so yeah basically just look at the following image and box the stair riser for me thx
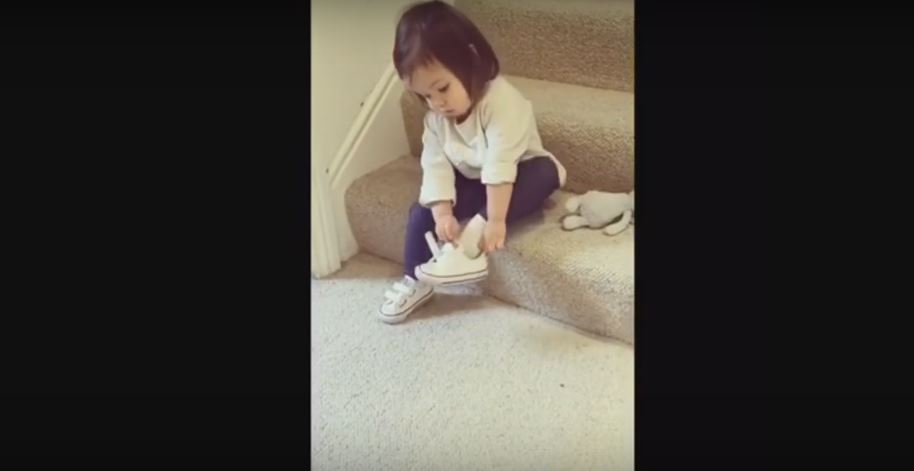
[482,251,634,342]
[457,0,634,92]
[345,163,418,266]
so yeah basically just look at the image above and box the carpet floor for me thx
[312,253,633,470]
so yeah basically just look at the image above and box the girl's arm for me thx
[479,85,532,211]
[486,183,513,223]
[418,114,456,209]
[483,183,512,252]
[478,86,532,251]
[432,201,454,219]
[421,119,460,240]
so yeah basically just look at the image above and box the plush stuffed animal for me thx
[560,190,634,236]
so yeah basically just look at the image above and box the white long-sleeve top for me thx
[417,75,567,207]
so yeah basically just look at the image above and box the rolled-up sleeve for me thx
[418,113,457,207]
[480,96,531,185]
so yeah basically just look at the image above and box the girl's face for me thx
[406,59,472,120]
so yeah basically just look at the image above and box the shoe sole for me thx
[377,289,434,324]
[415,266,489,286]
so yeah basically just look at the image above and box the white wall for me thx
[311,0,456,174]
[313,0,447,277]
[311,0,417,175]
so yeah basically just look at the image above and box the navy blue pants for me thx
[403,156,560,278]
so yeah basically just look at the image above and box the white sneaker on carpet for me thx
[378,275,434,324]
[415,231,488,286]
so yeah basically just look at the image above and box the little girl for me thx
[379,0,567,323]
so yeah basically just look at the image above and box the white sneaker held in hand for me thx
[415,231,488,286]
[378,276,433,324]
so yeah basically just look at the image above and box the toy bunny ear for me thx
[565,196,582,213]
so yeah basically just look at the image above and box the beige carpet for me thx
[312,254,634,470]
[457,0,634,92]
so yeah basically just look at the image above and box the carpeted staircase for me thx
[346,0,634,343]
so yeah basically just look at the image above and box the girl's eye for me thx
[438,84,449,93]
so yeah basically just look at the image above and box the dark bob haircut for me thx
[393,1,500,106]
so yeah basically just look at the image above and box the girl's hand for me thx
[483,219,507,253]
[435,214,461,242]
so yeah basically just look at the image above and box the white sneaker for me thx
[457,214,487,259]
[378,275,434,324]
[415,231,488,286]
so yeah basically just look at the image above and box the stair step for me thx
[346,156,634,344]
[401,75,634,195]
[456,0,633,92]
